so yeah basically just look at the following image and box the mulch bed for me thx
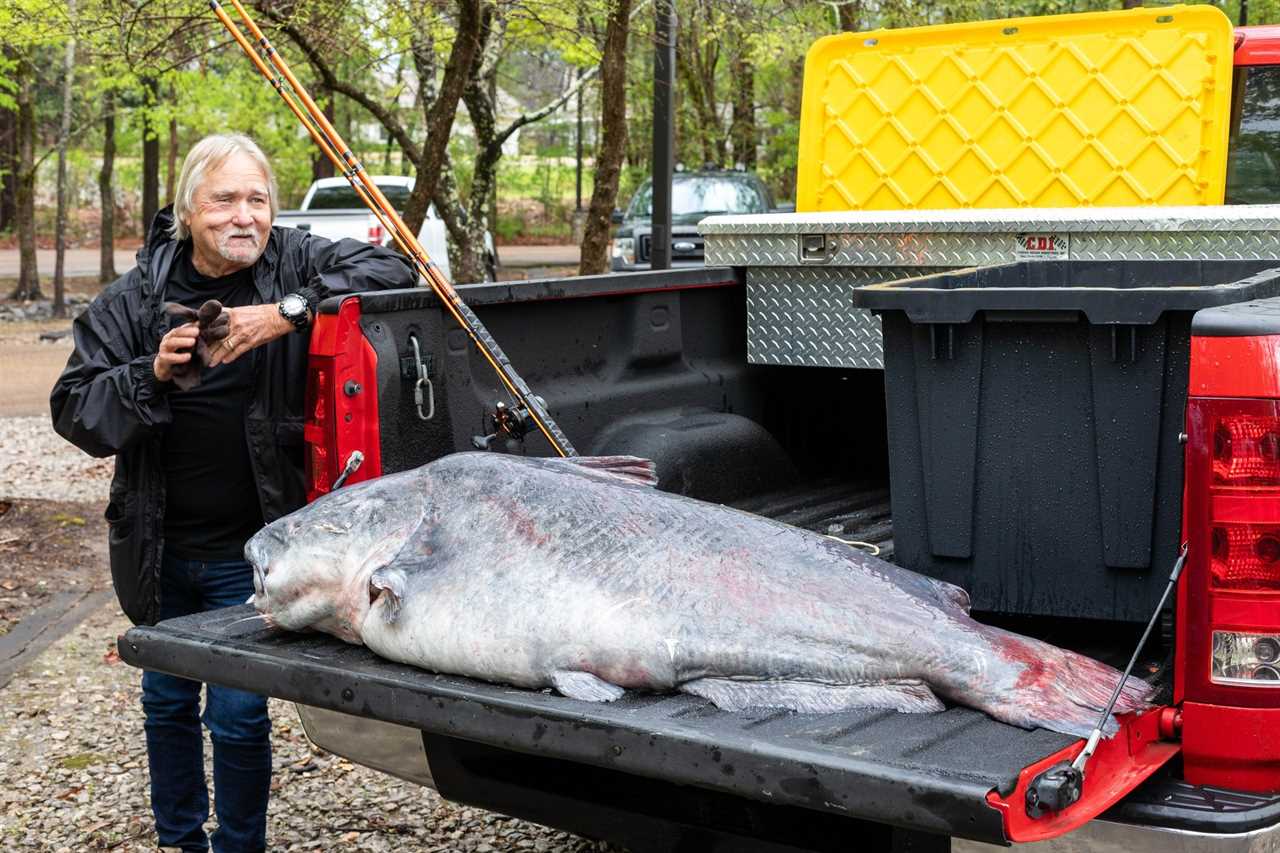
[0,499,109,637]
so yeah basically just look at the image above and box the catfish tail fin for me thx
[943,626,1155,739]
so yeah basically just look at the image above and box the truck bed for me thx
[122,478,1075,845]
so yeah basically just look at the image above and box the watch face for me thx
[282,294,306,317]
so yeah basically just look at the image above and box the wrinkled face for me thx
[185,151,272,277]
[246,474,423,643]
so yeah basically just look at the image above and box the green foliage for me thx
[9,0,1280,247]
[496,160,587,204]
[0,54,16,113]
[172,64,317,205]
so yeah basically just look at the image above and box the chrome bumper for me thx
[294,704,435,789]
[955,815,1280,852]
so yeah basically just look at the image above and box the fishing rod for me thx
[208,0,578,458]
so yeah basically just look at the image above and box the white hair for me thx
[170,133,278,241]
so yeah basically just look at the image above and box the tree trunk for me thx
[579,0,632,276]
[458,154,497,284]
[487,70,498,274]
[436,153,467,276]
[13,56,40,301]
[461,147,496,282]
[0,90,15,233]
[403,0,484,237]
[458,9,502,285]
[54,0,77,319]
[100,89,117,284]
[575,56,584,211]
[141,77,160,236]
[676,32,719,167]
[730,50,755,170]
[460,105,498,283]
[837,2,861,31]
[166,100,179,205]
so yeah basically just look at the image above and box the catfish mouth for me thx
[252,562,266,601]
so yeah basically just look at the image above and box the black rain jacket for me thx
[50,206,417,625]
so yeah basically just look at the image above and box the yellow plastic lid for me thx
[797,5,1234,212]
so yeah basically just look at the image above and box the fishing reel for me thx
[472,399,543,450]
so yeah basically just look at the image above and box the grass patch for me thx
[58,753,108,770]
[495,213,573,244]
[496,160,592,207]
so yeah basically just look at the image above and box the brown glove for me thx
[163,300,232,390]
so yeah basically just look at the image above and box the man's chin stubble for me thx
[217,241,262,264]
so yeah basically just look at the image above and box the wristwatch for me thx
[278,293,311,331]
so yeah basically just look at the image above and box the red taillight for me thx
[1183,393,1280,791]
[304,297,382,503]
[367,221,384,244]
[1211,522,1280,590]
[1212,413,1280,487]
[1186,398,1280,694]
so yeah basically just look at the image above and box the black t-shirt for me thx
[161,248,265,560]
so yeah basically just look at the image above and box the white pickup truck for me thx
[274,176,496,282]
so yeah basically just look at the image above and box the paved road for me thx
[496,244,580,267]
[0,249,138,279]
[0,326,74,417]
[0,244,580,278]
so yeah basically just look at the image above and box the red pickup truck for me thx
[120,22,1280,853]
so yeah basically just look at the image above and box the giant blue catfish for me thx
[246,453,1152,738]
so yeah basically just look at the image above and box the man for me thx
[50,134,416,852]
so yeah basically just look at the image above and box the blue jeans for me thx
[141,554,271,853]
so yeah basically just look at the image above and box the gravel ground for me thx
[0,416,622,851]
[0,416,112,502]
[0,603,620,852]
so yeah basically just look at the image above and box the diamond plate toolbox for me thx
[703,206,1280,368]
[795,6,1234,213]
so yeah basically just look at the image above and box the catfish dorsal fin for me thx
[564,456,658,487]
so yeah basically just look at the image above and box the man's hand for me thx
[206,305,295,367]
[154,323,199,383]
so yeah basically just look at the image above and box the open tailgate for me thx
[120,606,1176,845]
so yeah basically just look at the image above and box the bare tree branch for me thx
[256,4,422,163]
[490,0,652,153]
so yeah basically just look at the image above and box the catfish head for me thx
[245,470,423,643]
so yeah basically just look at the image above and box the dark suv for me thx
[610,170,784,271]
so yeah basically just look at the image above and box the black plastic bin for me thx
[852,260,1280,622]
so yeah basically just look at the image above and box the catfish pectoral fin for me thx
[551,670,626,702]
[369,568,407,623]
[682,678,945,714]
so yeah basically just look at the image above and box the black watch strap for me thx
[279,294,310,331]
